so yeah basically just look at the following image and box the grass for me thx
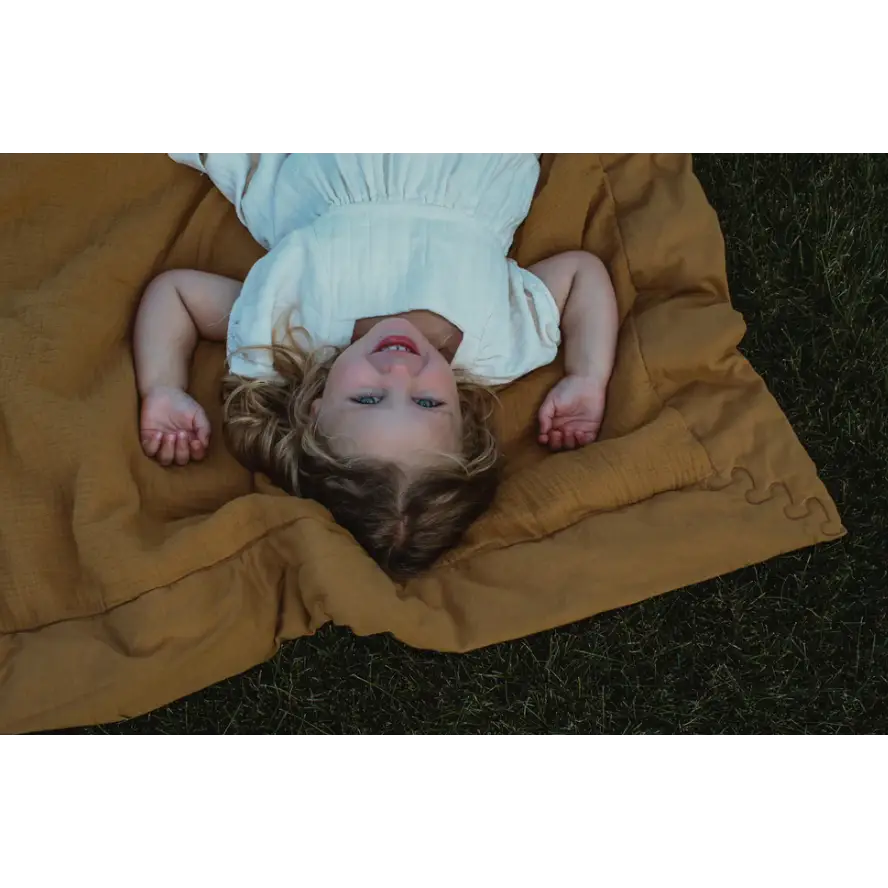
[71,154,888,734]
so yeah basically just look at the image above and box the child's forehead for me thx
[325,407,461,457]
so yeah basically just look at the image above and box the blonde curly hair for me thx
[221,331,501,580]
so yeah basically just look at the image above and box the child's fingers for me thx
[548,430,564,451]
[193,410,212,447]
[563,431,577,450]
[157,434,177,466]
[174,431,191,466]
[537,400,554,435]
[189,438,206,461]
[141,431,162,457]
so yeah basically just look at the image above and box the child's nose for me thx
[375,355,421,377]
[384,362,410,376]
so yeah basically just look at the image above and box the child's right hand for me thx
[537,374,608,451]
[140,386,212,466]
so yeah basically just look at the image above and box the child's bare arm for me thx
[133,270,242,397]
[529,250,618,384]
[528,251,619,450]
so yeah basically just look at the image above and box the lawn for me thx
[72,154,887,734]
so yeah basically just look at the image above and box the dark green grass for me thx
[72,154,888,734]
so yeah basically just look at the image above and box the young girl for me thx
[134,154,618,578]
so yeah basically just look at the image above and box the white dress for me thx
[169,153,561,384]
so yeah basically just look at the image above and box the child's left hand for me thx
[538,375,608,451]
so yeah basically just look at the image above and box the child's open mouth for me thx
[373,336,420,355]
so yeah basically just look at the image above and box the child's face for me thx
[313,319,463,465]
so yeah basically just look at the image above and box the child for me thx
[134,154,618,578]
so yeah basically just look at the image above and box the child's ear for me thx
[310,399,321,418]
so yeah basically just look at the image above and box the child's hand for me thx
[140,386,212,466]
[538,375,608,451]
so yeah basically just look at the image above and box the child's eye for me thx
[351,395,382,405]
[414,398,444,409]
